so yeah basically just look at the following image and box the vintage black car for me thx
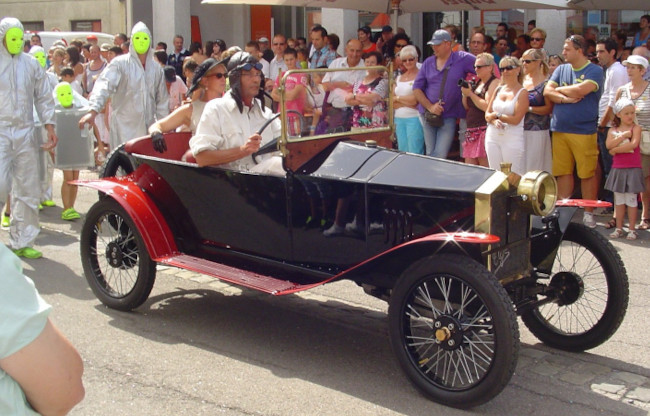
[77,67,628,408]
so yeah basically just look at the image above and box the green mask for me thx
[4,27,24,55]
[55,82,73,108]
[132,31,151,55]
[33,51,46,68]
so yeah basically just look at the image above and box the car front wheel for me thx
[522,222,629,351]
[388,254,519,408]
[81,198,156,311]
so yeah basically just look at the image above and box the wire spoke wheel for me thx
[389,254,518,408]
[522,223,629,351]
[81,198,156,311]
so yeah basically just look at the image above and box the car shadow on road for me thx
[96,285,648,416]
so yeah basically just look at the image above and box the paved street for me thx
[2,168,650,415]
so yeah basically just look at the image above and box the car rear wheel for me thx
[81,198,156,311]
[521,222,629,351]
[388,254,519,408]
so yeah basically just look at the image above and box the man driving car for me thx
[190,51,281,171]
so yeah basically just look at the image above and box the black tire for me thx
[388,254,519,408]
[521,222,629,351]
[100,143,136,179]
[80,198,156,311]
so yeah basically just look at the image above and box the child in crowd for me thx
[59,67,83,96]
[605,98,646,240]
[306,71,326,135]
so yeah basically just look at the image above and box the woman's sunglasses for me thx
[500,65,518,71]
[206,72,227,79]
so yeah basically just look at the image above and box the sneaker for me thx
[610,228,625,239]
[626,230,638,241]
[323,224,344,237]
[12,247,43,259]
[41,199,56,207]
[583,212,597,228]
[1,214,9,229]
[61,208,81,221]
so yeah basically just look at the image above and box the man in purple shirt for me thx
[414,29,476,158]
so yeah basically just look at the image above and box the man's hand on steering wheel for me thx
[241,134,262,155]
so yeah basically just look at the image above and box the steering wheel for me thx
[251,110,305,164]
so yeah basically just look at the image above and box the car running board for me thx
[159,254,333,295]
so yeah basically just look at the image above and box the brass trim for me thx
[475,171,509,272]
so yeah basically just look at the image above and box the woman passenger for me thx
[148,58,228,147]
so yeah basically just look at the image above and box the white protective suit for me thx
[88,21,169,150]
[30,45,58,202]
[0,17,56,250]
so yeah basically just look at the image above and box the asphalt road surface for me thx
[2,169,649,416]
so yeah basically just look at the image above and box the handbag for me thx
[423,66,450,128]
[641,130,650,155]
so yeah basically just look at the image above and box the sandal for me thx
[627,230,638,241]
[610,228,625,239]
[604,218,617,229]
[639,219,650,230]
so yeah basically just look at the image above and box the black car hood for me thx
[308,141,495,194]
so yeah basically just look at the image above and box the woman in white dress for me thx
[485,56,529,175]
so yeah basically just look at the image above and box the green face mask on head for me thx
[4,27,24,55]
[33,51,46,68]
[55,83,73,108]
[132,31,151,55]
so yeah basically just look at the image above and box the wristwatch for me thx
[496,113,502,120]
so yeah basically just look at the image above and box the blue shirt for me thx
[310,46,337,69]
[413,51,476,118]
[549,62,603,135]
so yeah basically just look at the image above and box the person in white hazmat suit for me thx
[0,17,58,259]
[1,45,57,230]
[79,21,169,150]
[30,45,58,208]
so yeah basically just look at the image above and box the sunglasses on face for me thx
[403,57,416,62]
[530,37,544,41]
[206,72,227,79]
[474,64,490,69]
[521,59,538,64]
[395,43,408,48]
[500,65,518,71]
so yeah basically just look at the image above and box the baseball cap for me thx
[86,34,98,41]
[258,37,269,43]
[427,29,452,46]
[622,54,649,69]
[164,66,176,83]
[100,43,111,52]
[359,26,371,35]
[382,25,393,33]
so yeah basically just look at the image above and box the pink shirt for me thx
[274,71,307,115]
[611,128,642,169]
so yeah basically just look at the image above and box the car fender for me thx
[74,177,178,260]
[338,232,500,289]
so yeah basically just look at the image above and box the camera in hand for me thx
[458,78,474,89]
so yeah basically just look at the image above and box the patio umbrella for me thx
[566,0,649,10]
[203,0,569,32]
[202,0,569,13]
